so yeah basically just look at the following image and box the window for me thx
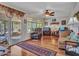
[12,21,21,32]
[27,21,32,33]
[27,21,43,33]
[37,23,43,28]
[37,23,40,28]
[11,20,21,36]
[0,20,8,35]
[31,22,36,31]
[0,21,4,35]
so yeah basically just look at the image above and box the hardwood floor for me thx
[9,36,65,56]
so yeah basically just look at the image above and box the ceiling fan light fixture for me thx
[44,9,55,16]
[44,10,49,15]
[49,12,54,16]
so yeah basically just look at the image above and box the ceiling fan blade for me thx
[50,12,55,16]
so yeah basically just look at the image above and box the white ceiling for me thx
[1,2,79,21]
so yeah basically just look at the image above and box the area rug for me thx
[17,42,57,56]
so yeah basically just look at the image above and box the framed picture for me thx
[52,19,56,22]
[61,20,66,25]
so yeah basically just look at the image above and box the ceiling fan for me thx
[44,9,55,16]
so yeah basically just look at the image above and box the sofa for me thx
[0,46,9,56]
[65,41,79,56]
[0,34,7,44]
[43,27,51,36]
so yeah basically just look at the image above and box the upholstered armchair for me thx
[31,28,42,40]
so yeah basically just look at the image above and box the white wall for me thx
[20,17,30,42]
